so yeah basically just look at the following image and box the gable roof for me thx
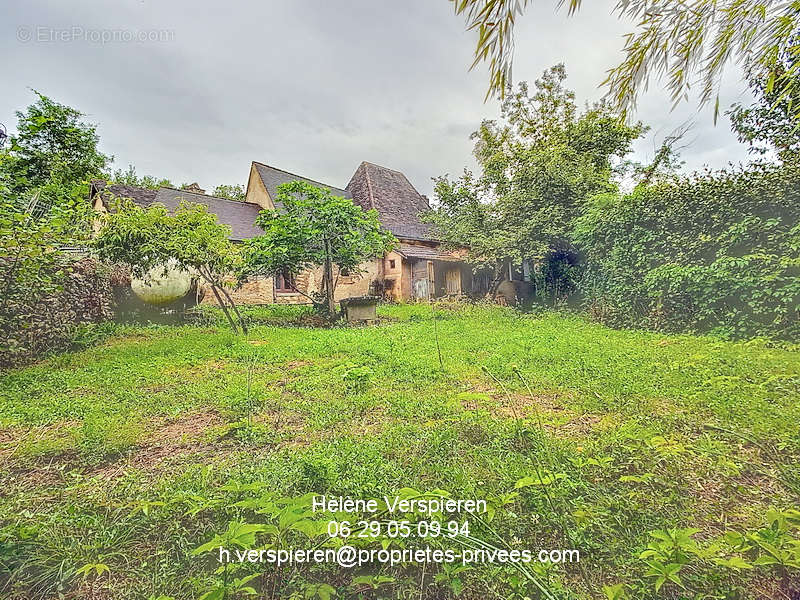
[345,161,435,241]
[91,160,441,244]
[91,181,263,241]
[252,162,351,210]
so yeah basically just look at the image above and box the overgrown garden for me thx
[0,42,798,599]
[424,64,799,340]
[1,304,798,599]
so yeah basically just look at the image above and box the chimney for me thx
[184,182,205,194]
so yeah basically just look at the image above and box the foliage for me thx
[93,199,248,333]
[455,0,800,123]
[574,161,800,340]
[243,181,395,314]
[2,91,109,200]
[0,93,115,366]
[729,41,800,161]
[212,184,246,202]
[0,176,102,366]
[425,65,643,298]
[0,304,798,598]
[107,167,245,202]
[109,165,173,190]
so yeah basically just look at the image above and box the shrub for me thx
[0,255,115,367]
[574,161,800,340]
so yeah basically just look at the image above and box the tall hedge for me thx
[574,161,800,340]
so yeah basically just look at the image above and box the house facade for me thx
[92,160,486,305]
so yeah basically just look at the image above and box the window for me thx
[389,259,396,269]
[274,270,295,293]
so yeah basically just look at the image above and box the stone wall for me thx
[199,258,383,306]
[0,256,115,368]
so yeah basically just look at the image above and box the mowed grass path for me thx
[0,304,798,599]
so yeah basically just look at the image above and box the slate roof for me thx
[91,160,444,245]
[345,162,436,241]
[397,243,460,262]
[91,180,263,241]
[252,162,350,210]
[152,188,264,240]
[91,180,157,206]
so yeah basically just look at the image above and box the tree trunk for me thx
[487,261,506,298]
[209,284,238,333]
[323,237,335,315]
[218,285,248,334]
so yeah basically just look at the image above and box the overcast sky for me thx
[4,0,757,197]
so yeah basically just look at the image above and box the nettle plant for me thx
[93,199,249,333]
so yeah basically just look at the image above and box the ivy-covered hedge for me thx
[574,161,800,340]
[0,255,115,368]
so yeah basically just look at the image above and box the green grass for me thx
[1,303,798,599]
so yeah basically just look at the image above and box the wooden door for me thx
[445,267,461,295]
[411,260,429,300]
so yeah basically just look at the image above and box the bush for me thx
[0,255,115,367]
[574,161,800,340]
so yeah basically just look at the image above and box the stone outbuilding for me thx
[91,160,487,305]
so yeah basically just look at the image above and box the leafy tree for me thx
[729,42,800,162]
[212,184,246,202]
[243,181,395,315]
[3,91,109,197]
[110,165,173,189]
[93,200,248,333]
[627,123,691,188]
[425,65,644,297]
[0,93,103,363]
[454,0,800,121]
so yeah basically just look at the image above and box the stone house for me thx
[91,160,485,305]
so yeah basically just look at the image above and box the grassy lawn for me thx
[1,304,798,599]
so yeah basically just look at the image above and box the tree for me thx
[212,184,246,202]
[3,91,110,197]
[93,200,248,333]
[729,42,800,161]
[454,0,800,121]
[243,181,395,315]
[630,122,691,187]
[110,165,173,190]
[0,93,103,363]
[424,65,644,297]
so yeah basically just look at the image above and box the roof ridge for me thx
[361,160,403,174]
[252,160,345,192]
[158,187,259,207]
[362,162,377,211]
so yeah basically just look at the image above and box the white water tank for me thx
[131,261,193,306]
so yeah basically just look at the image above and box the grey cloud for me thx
[2,0,758,196]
